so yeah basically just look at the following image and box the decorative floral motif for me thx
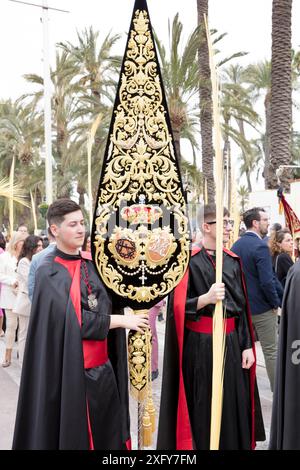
[93,8,190,304]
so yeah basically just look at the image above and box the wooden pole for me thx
[30,190,38,233]
[9,157,15,235]
[205,16,226,451]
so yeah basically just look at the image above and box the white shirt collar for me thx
[245,230,262,239]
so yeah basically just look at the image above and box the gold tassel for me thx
[279,200,284,215]
[145,398,156,432]
[141,326,155,447]
[142,410,152,447]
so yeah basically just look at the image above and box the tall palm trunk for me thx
[172,127,182,164]
[77,183,86,206]
[167,95,185,165]
[263,91,271,188]
[56,121,71,198]
[197,0,215,203]
[57,123,67,164]
[90,76,101,99]
[269,0,292,190]
[237,119,252,192]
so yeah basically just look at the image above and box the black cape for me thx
[12,248,130,450]
[269,260,300,449]
[157,247,265,450]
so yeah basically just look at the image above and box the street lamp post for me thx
[8,0,69,205]
[42,0,52,205]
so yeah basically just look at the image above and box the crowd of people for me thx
[1,200,299,450]
[0,222,93,367]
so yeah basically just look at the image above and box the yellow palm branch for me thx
[0,177,30,207]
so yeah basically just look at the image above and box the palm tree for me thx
[154,14,201,166]
[244,61,272,188]
[58,27,121,103]
[196,1,248,202]
[0,100,43,168]
[196,0,214,202]
[23,50,83,197]
[0,100,45,228]
[245,48,300,189]
[58,27,122,201]
[181,159,203,202]
[237,185,249,213]
[154,14,246,198]
[221,64,261,202]
[270,0,292,190]
[237,140,264,193]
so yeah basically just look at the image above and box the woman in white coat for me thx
[14,235,43,364]
[0,232,27,367]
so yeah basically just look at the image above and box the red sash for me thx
[186,316,235,334]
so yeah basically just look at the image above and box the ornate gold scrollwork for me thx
[127,309,150,401]
[93,6,191,407]
[93,8,190,306]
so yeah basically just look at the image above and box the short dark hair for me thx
[243,207,265,229]
[47,198,81,226]
[198,204,230,223]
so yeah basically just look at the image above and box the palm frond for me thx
[217,52,248,67]
[0,178,30,207]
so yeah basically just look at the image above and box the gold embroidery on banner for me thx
[128,325,149,400]
[93,9,190,303]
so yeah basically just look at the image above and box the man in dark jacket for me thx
[232,207,282,392]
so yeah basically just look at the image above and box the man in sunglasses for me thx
[158,203,265,450]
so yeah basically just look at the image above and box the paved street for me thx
[0,320,272,450]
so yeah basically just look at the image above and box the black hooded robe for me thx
[12,248,130,450]
[269,260,300,449]
[157,246,265,450]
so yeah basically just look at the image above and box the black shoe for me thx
[151,369,159,381]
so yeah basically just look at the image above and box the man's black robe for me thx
[12,248,130,450]
[269,260,300,449]
[157,246,265,450]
